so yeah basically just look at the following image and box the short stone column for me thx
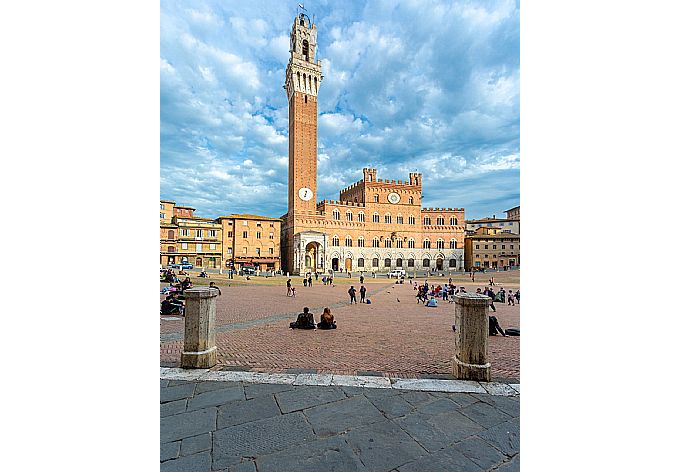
[452,293,492,381]
[181,287,219,369]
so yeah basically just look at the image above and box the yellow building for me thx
[464,227,520,271]
[216,214,281,272]
[280,14,466,275]
[160,200,222,268]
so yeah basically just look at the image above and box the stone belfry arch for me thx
[281,13,326,275]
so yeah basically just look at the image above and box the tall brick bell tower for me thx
[281,13,325,275]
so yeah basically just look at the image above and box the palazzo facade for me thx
[280,14,466,275]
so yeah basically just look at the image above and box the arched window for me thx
[396,258,403,267]
[384,258,392,267]
[408,258,415,267]
[384,238,392,248]
[332,235,340,246]
[372,238,380,248]
[358,258,365,267]
[396,239,403,248]
[302,40,309,60]
[167,246,175,252]
[346,211,353,221]
[408,215,415,225]
[372,258,379,267]
[450,216,458,226]
[332,209,340,220]
[408,238,415,248]
[372,213,380,223]
[408,197,414,204]
[167,230,174,239]
[367,174,372,182]
[314,77,318,93]
[449,239,457,249]
[345,236,352,247]
[396,214,403,224]
[422,258,430,267]
[384,213,392,224]
[424,216,431,225]
[437,239,445,249]
[358,237,365,247]
[374,194,379,203]
[437,217,445,225]
[358,212,365,222]
[423,239,431,249]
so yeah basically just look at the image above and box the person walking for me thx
[286,278,292,297]
[308,276,312,287]
[359,275,364,284]
[507,290,515,306]
[359,285,367,303]
[348,286,357,304]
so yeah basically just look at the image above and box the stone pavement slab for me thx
[160,398,188,417]
[180,433,211,456]
[160,451,211,472]
[303,395,387,437]
[275,385,346,414]
[397,444,485,472]
[160,383,196,403]
[342,419,427,471]
[459,400,514,429]
[244,382,294,399]
[217,394,281,428]
[186,385,244,411]
[161,407,217,444]
[394,404,484,452]
[212,412,315,470]
[255,436,365,472]
[451,436,508,470]
[478,416,520,456]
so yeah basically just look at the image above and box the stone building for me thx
[159,200,222,268]
[464,227,520,271]
[280,14,466,276]
[216,214,281,272]
[466,206,520,236]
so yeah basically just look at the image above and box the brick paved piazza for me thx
[161,273,520,382]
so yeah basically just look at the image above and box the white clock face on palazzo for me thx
[387,192,401,204]
[298,187,314,201]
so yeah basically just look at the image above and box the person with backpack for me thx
[359,285,367,303]
[348,286,357,304]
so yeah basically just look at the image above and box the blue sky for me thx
[160,0,519,220]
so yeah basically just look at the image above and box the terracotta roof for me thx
[217,214,282,222]
[465,233,519,240]
[160,199,175,204]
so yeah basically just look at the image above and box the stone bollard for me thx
[181,287,219,369]
[452,293,492,381]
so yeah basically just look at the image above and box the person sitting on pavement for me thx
[317,307,337,329]
[161,295,183,316]
[209,281,221,296]
[425,296,438,307]
[181,277,193,291]
[489,315,506,336]
[290,307,316,329]
[199,269,208,278]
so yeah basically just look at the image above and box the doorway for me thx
[332,258,339,271]
[436,258,443,270]
[345,258,352,271]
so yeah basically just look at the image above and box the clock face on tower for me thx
[298,187,314,201]
[387,192,401,204]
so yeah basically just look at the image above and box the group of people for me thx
[347,285,367,304]
[289,307,337,330]
[415,280,463,305]
[160,271,222,316]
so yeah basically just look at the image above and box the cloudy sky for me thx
[161,0,519,220]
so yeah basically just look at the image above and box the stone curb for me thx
[160,367,519,396]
